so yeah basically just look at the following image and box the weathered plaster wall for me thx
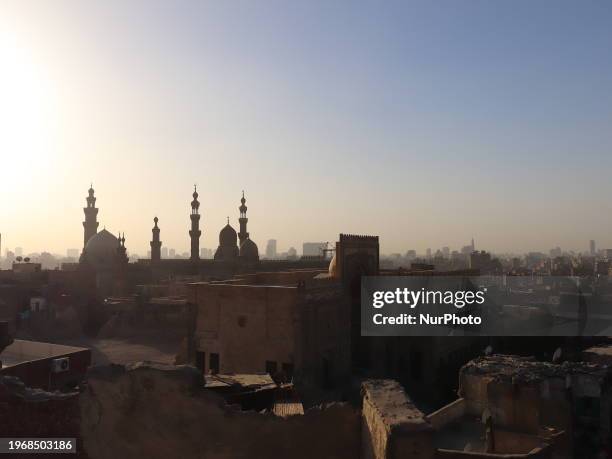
[361,379,434,459]
[80,363,360,459]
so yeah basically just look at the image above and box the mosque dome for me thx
[328,253,338,279]
[239,238,259,260]
[82,229,119,269]
[219,223,238,247]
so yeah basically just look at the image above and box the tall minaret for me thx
[238,190,249,245]
[116,233,128,264]
[189,186,201,261]
[150,217,161,262]
[83,184,99,250]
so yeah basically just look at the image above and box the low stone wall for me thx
[361,379,434,459]
[426,398,467,430]
[0,375,89,458]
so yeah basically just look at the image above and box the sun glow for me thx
[0,29,58,191]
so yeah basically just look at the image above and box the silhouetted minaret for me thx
[116,233,128,264]
[83,184,99,251]
[238,191,249,245]
[150,217,161,262]
[189,186,201,261]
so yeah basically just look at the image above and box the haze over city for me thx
[2,0,612,255]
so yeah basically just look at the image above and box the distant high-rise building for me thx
[169,248,176,258]
[200,248,213,259]
[287,247,297,259]
[590,240,596,256]
[303,242,325,257]
[265,239,277,259]
[406,250,416,260]
[161,247,169,259]
[426,248,432,258]
[66,248,79,259]
[442,246,450,258]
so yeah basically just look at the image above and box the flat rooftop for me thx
[1,339,89,368]
[204,373,276,391]
[463,355,608,383]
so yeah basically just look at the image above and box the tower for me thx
[189,186,201,261]
[116,233,128,264]
[150,217,161,262]
[83,184,99,251]
[238,190,249,245]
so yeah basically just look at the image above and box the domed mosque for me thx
[81,229,120,270]
[78,185,130,296]
[214,191,259,262]
[79,185,129,267]
[214,218,240,260]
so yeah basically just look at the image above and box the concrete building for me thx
[1,339,90,391]
[427,354,612,458]
[187,269,350,391]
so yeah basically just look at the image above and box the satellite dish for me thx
[24,257,30,263]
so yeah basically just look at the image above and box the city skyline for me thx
[2,1,612,255]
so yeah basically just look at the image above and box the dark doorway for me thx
[195,351,206,373]
[265,360,278,376]
[209,353,220,374]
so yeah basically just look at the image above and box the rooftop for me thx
[204,373,276,391]
[1,339,89,368]
[462,354,609,384]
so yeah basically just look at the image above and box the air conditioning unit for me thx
[51,357,70,373]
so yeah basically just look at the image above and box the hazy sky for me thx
[1,0,611,256]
